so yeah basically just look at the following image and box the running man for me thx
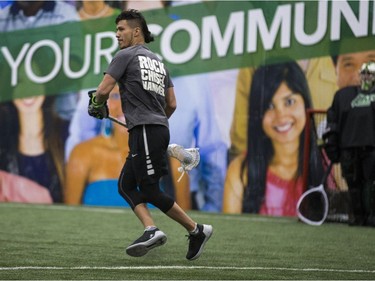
[87,9,213,260]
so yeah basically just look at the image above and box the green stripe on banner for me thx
[0,0,374,101]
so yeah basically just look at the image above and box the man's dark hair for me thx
[115,9,154,43]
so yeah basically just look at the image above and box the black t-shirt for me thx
[106,45,173,130]
[327,86,375,148]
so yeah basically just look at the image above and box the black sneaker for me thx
[126,228,167,257]
[186,224,213,260]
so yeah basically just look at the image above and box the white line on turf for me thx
[0,266,374,273]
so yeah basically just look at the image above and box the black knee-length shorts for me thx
[118,124,174,211]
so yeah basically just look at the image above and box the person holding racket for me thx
[223,61,324,216]
[324,61,375,227]
[86,9,213,260]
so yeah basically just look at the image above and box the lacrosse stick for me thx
[108,115,127,128]
[297,162,333,226]
[167,144,200,182]
[105,117,200,181]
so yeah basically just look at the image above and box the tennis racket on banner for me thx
[297,162,333,226]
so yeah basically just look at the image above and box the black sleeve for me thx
[323,91,341,163]
[324,91,340,137]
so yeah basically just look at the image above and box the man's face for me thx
[116,20,138,49]
[335,50,375,89]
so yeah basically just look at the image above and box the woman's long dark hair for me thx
[241,61,324,213]
[0,96,65,201]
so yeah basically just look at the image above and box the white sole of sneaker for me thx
[126,231,167,257]
[188,225,213,261]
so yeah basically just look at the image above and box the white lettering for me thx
[139,55,166,75]
[1,1,373,90]
[64,35,91,79]
[25,40,61,83]
[146,57,156,71]
[202,11,244,59]
[161,19,200,64]
[331,0,369,41]
[1,43,29,86]
[139,55,166,95]
[142,80,165,96]
[157,60,166,75]
[248,4,291,53]
[294,0,328,45]
[94,31,117,74]
[141,69,165,86]
[2,32,118,88]
[139,55,149,68]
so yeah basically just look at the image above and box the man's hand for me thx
[88,90,108,119]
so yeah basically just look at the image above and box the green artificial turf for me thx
[0,203,374,280]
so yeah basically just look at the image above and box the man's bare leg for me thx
[133,203,156,228]
[165,202,196,231]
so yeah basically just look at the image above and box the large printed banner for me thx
[0,1,374,101]
[0,1,374,218]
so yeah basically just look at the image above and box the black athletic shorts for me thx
[126,124,169,185]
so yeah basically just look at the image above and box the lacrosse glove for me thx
[88,90,109,119]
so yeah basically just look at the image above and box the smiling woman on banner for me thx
[223,61,324,216]
[0,73,68,203]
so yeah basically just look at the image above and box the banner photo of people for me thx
[0,1,374,224]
